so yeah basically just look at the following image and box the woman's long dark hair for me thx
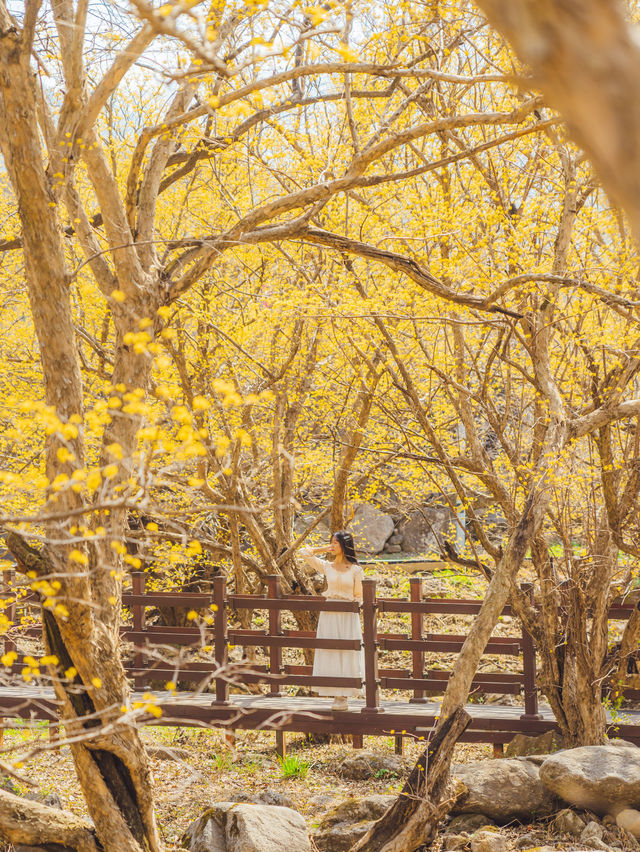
[331,530,358,564]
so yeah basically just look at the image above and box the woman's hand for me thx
[309,545,331,555]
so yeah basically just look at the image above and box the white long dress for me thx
[300,550,364,697]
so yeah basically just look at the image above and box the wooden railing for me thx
[2,571,638,714]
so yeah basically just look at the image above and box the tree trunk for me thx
[350,708,470,852]
[0,15,160,852]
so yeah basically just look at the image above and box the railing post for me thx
[212,575,229,705]
[361,578,382,713]
[409,577,426,703]
[267,575,283,697]
[520,582,541,721]
[131,572,145,672]
[4,568,16,656]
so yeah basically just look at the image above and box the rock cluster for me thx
[182,740,640,852]
[296,499,459,555]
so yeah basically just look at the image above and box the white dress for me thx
[300,550,364,697]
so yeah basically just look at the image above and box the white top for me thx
[300,549,363,601]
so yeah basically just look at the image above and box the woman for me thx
[300,531,364,710]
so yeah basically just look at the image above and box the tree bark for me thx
[0,789,99,852]
[0,11,160,851]
[350,707,470,852]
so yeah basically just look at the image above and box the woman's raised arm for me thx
[299,546,329,574]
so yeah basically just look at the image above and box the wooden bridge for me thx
[1,573,639,755]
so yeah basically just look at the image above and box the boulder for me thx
[400,506,452,554]
[448,813,495,834]
[616,808,640,838]
[539,743,640,815]
[348,504,394,554]
[551,807,585,836]
[182,802,311,852]
[337,751,404,780]
[505,731,565,758]
[452,758,556,822]
[470,829,508,852]
[313,796,395,852]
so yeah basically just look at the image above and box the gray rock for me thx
[308,793,336,810]
[318,795,395,824]
[452,758,556,822]
[337,751,404,780]
[540,743,640,815]
[422,575,450,595]
[385,544,402,553]
[448,814,495,834]
[313,796,396,852]
[505,731,565,758]
[24,791,63,810]
[231,789,295,810]
[182,802,311,852]
[314,822,372,852]
[442,834,469,851]
[401,506,452,554]
[514,832,545,850]
[581,840,613,851]
[348,504,394,554]
[0,773,21,795]
[470,829,508,852]
[576,820,613,850]
[146,744,191,761]
[581,820,605,843]
[551,807,585,836]
[616,807,640,838]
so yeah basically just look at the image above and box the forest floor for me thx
[0,722,625,851]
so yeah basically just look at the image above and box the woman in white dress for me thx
[300,531,364,710]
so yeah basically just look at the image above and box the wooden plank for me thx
[378,598,514,616]
[378,637,521,655]
[122,593,214,607]
[229,595,360,613]
[380,677,522,693]
[229,634,362,650]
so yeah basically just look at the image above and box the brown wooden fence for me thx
[2,570,638,721]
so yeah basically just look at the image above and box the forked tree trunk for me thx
[0,13,160,851]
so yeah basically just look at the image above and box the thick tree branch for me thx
[0,789,99,852]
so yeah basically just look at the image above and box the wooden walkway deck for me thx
[2,686,640,748]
